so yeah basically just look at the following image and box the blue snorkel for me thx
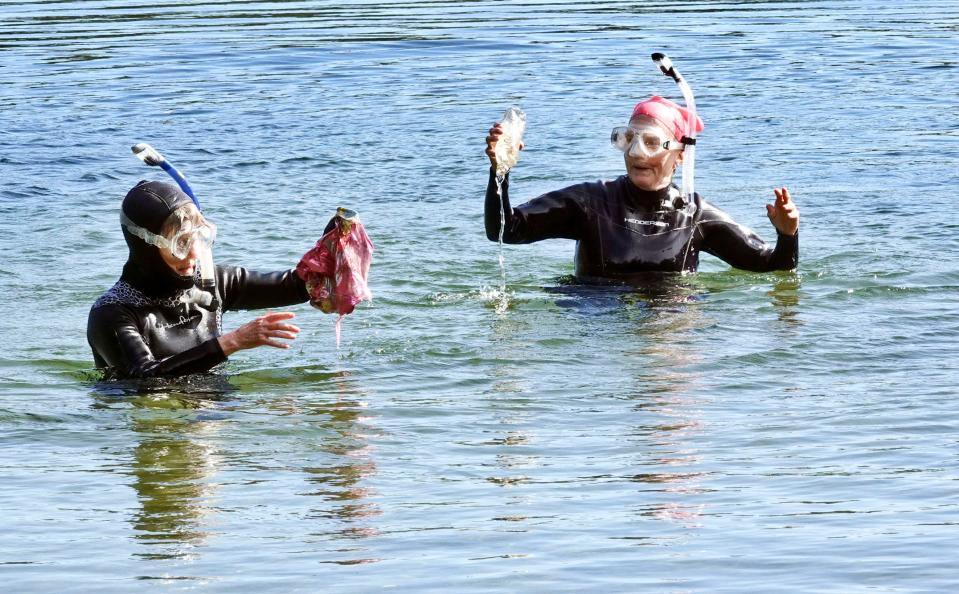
[131,143,201,211]
[130,143,218,311]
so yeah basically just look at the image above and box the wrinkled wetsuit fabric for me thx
[485,168,797,281]
[87,181,309,379]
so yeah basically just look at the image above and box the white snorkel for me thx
[651,53,698,210]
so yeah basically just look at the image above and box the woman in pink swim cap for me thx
[483,96,800,281]
[618,96,702,194]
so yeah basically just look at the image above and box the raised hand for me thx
[766,186,800,236]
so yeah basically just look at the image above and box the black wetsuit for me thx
[87,180,309,379]
[485,168,798,282]
[88,266,308,379]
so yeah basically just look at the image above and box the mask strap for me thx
[120,211,172,251]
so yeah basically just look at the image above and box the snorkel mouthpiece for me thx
[197,240,215,289]
[651,53,680,82]
[650,52,698,210]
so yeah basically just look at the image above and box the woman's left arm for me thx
[218,265,310,311]
[699,189,799,272]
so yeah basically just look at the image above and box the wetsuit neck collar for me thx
[121,259,195,299]
[622,176,674,207]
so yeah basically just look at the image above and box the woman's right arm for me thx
[484,122,585,244]
[87,305,226,379]
[484,168,589,244]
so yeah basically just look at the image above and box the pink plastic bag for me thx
[296,208,373,345]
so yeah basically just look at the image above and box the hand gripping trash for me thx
[296,208,374,346]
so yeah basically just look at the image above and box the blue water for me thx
[2,1,958,591]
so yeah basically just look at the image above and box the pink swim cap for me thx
[630,96,704,142]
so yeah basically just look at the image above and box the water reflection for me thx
[91,372,383,564]
[301,375,381,564]
[547,274,706,317]
[768,275,803,327]
[483,315,538,531]
[302,401,380,522]
[620,280,709,529]
[91,378,235,561]
[128,412,220,560]
[483,368,536,492]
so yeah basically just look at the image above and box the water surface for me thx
[1,1,958,591]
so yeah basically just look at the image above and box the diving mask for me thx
[610,125,683,158]
[121,209,216,260]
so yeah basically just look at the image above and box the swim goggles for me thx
[121,211,216,260]
[610,125,684,158]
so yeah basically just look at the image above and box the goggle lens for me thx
[169,224,216,259]
[610,126,677,157]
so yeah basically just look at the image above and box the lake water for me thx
[2,1,958,591]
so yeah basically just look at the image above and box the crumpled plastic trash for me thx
[296,208,373,345]
[494,106,526,180]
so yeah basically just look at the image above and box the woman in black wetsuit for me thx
[484,96,800,282]
[88,180,308,379]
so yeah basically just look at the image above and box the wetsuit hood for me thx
[120,180,196,297]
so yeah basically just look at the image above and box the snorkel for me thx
[132,143,201,210]
[130,143,216,297]
[651,53,698,210]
